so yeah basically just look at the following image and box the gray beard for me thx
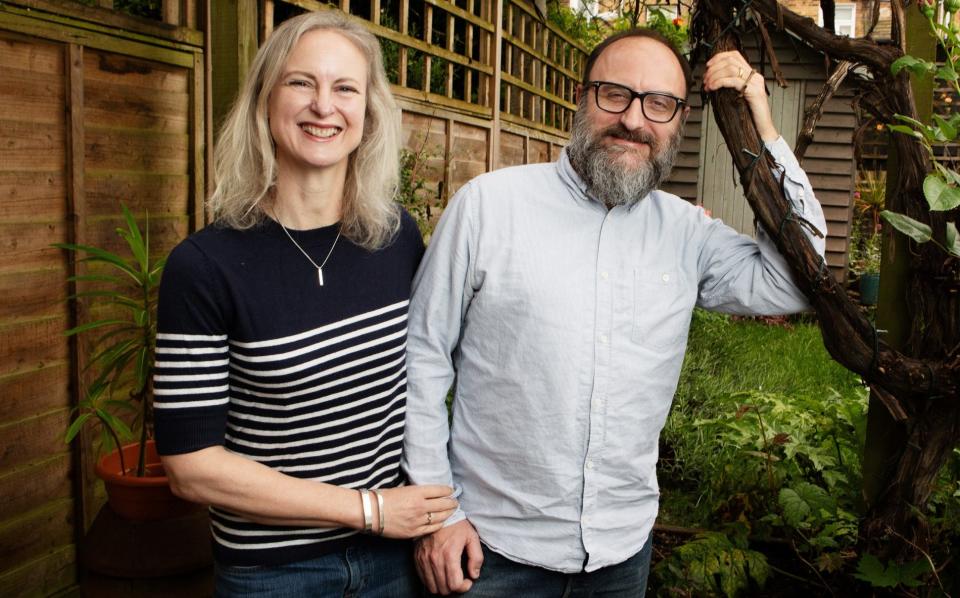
[567,107,682,209]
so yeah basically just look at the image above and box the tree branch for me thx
[693,0,959,405]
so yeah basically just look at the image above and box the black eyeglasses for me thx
[587,81,685,123]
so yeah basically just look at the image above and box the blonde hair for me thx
[209,10,401,250]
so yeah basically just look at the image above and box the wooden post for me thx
[191,52,206,231]
[261,0,274,40]
[861,0,937,506]
[424,4,433,93]
[488,0,503,170]
[446,13,454,98]
[399,0,409,87]
[210,0,258,144]
[162,0,181,26]
[65,43,97,533]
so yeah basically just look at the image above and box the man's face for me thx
[567,37,688,207]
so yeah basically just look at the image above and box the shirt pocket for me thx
[631,268,694,351]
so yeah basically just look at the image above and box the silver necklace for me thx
[276,217,342,287]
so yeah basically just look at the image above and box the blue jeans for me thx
[452,537,652,597]
[215,540,420,597]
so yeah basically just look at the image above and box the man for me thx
[402,28,826,596]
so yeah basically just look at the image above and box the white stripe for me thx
[211,527,359,550]
[229,329,406,378]
[157,345,229,356]
[154,371,230,382]
[229,344,404,390]
[157,332,229,342]
[232,364,403,402]
[209,518,338,537]
[154,396,230,409]
[156,358,230,369]
[226,396,404,448]
[292,449,404,478]
[229,300,409,349]
[154,384,231,396]
[229,378,405,423]
[232,422,405,473]
[231,315,407,364]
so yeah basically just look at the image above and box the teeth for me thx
[301,124,340,138]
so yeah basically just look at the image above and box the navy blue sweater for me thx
[154,211,424,566]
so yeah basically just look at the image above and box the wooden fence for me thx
[0,1,205,595]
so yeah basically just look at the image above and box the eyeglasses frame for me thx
[586,80,687,123]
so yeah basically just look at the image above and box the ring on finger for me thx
[426,512,434,525]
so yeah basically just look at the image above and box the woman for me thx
[154,11,455,596]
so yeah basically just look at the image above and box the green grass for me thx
[659,309,864,527]
[674,310,862,406]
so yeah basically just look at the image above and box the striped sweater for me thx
[153,212,424,566]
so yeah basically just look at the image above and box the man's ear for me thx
[681,105,691,126]
[575,84,584,105]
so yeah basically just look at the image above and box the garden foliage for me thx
[655,310,960,595]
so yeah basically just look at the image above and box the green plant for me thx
[58,203,165,477]
[848,223,883,276]
[398,138,438,240]
[659,311,960,591]
[855,169,886,235]
[645,7,691,55]
[654,527,770,597]
[883,1,960,257]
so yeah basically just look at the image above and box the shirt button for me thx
[600,271,609,280]
[599,334,608,344]
[661,273,670,283]
[586,460,594,470]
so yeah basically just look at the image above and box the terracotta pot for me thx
[95,439,200,521]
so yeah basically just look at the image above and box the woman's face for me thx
[268,29,368,178]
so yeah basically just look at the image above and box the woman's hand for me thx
[373,485,457,539]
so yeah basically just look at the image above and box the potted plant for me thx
[58,203,194,521]
[850,170,886,306]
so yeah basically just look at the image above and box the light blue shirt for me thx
[402,138,827,573]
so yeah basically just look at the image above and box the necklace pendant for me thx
[317,267,324,287]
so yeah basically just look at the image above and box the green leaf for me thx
[854,553,899,588]
[885,124,925,140]
[930,183,960,211]
[891,55,936,77]
[924,174,949,208]
[64,413,93,443]
[779,488,811,527]
[937,64,959,82]
[947,223,960,257]
[934,114,958,140]
[899,558,932,588]
[881,210,932,243]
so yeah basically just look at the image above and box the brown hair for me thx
[582,28,693,98]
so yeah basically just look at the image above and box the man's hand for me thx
[415,519,483,595]
[702,50,779,142]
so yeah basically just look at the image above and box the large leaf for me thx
[881,210,932,243]
[924,173,960,210]
[778,488,810,527]
[891,55,936,77]
[854,554,900,588]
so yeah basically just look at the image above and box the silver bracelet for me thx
[373,490,385,536]
[359,488,373,533]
